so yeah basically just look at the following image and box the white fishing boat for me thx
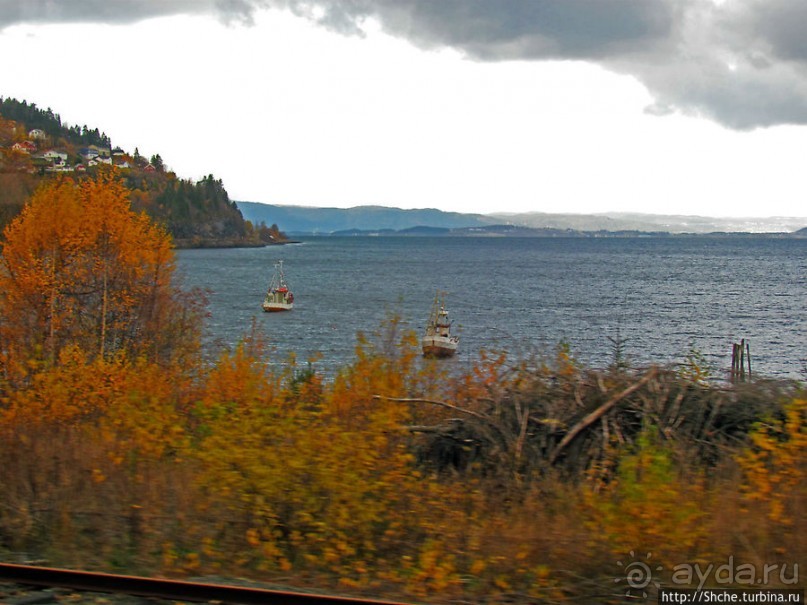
[422,291,459,358]
[262,261,294,312]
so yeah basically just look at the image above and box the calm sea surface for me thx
[176,236,806,380]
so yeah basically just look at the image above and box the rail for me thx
[0,563,411,605]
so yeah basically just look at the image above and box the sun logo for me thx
[615,550,663,598]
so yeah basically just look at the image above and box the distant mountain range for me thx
[236,203,495,234]
[237,202,807,236]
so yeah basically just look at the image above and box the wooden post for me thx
[730,344,734,382]
[746,340,752,379]
[731,343,738,383]
[730,340,751,383]
[739,339,745,381]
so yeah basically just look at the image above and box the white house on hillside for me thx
[43,150,68,162]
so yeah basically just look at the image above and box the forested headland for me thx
[0,97,287,247]
[0,173,803,604]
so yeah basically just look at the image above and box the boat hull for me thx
[262,302,293,312]
[422,336,458,358]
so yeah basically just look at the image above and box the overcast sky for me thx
[2,0,807,218]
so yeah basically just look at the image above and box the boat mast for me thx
[275,260,284,289]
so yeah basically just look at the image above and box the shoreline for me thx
[171,239,300,249]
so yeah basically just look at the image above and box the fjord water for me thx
[176,236,806,380]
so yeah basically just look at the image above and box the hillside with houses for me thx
[0,97,287,247]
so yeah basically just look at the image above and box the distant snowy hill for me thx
[493,211,807,234]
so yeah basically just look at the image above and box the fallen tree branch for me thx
[402,425,478,444]
[372,395,491,421]
[549,367,657,464]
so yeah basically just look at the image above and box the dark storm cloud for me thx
[4,0,807,130]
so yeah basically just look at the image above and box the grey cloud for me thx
[264,0,677,60]
[266,0,807,130]
[620,0,807,129]
[4,0,807,130]
[0,0,261,28]
[270,0,807,130]
[627,52,807,129]
[405,0,673,61]
[727,0,807,63]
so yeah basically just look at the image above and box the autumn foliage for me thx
[0,172,202,380]
[0,176,804,604]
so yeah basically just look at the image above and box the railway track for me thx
[0,563,411,605]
